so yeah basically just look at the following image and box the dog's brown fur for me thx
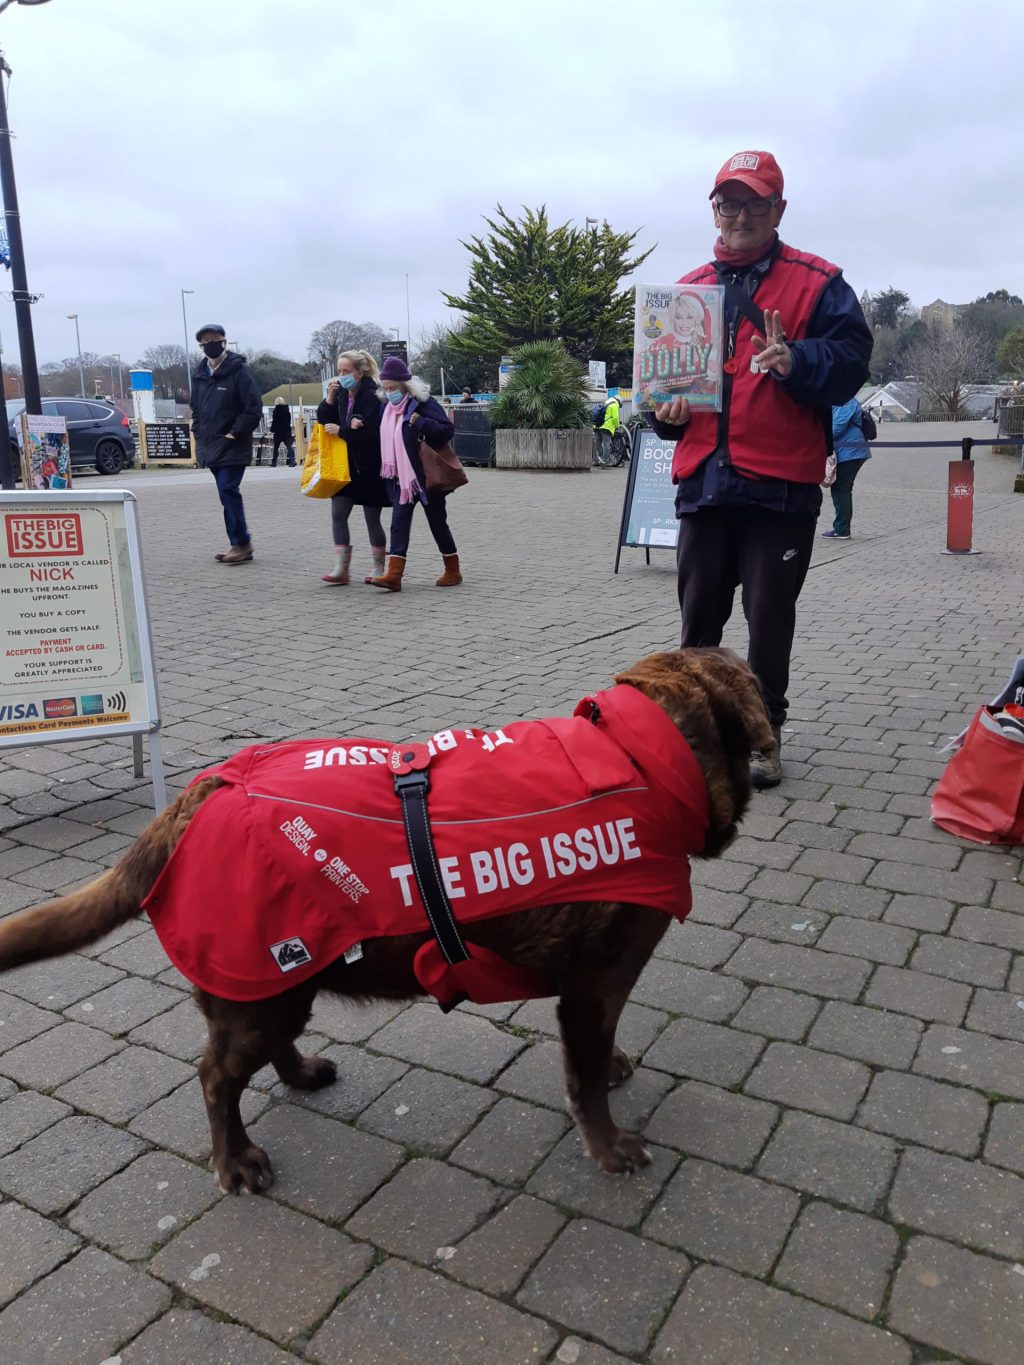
[0,648,772,1191]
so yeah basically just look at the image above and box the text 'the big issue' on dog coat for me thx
[142,684,710,1007]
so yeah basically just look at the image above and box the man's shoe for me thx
[821,530,850,538]
[219,544,254,565]
[750,726,783,789]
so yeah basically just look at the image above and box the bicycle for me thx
[593,425,632,467]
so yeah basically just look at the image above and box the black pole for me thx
[0,51,41,418]
[0,348,11,488]
[961,436,974,462]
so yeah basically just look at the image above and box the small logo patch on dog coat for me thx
[269,937,313,972]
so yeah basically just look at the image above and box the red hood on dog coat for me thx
[142,684,710,1005]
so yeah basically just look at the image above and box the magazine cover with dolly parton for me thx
[633,283,724,413]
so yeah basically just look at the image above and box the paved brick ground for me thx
[0,424,1021,1363]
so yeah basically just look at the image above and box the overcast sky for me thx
[1,0,1019,373]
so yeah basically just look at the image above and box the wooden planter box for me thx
[494,428,591,471]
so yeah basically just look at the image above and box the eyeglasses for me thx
[714,196,779,219]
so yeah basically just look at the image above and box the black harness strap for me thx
[392,763,469,969]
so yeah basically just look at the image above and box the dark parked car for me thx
[7,397,136,475]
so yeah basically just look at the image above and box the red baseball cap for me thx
[710,150,784,200]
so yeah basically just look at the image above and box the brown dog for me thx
[0,648,772,1192]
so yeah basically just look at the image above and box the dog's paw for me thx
[217,1144,274,1194]
[287,1055,338,1091]
[592,1130,652,1175]
[607,1046,635,1088]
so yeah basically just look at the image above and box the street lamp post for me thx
[113,352,124,403]
[0,1,54,488]
[67,313,85,396]
[181,288,194,395]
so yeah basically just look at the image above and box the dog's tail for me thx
[0,776,223,972]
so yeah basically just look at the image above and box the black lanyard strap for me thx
[392,766,469,967]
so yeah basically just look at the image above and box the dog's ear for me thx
[616,649,772,858]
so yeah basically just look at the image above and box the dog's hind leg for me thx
[270,1041,337,1091]
[558,968,651,1174]
[557,907,666,1175]
[197,982,320,1193]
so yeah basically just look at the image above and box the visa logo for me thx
[0,703,40,721]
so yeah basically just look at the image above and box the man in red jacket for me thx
[651,151,872,786]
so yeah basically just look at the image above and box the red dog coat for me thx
[143,684,709,1006]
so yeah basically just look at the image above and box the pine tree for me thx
[443,206,654,381]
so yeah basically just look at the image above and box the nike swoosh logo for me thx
[783,549,798,561]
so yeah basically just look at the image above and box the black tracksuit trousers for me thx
[676,507,817,730]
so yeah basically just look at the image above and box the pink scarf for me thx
[379,395,419,504]
[712,232,778,268]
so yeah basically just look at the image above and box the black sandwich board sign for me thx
[381,339,409,366]
[139,421,195,467]
[614,428,679,571]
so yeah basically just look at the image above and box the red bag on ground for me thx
[931,706,1024,845]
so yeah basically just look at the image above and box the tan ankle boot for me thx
[366,555,405,591]
[321,545,352,585]
[435,552,462,586]
[369,546,386,577]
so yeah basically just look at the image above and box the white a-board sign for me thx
[0,490,166,808]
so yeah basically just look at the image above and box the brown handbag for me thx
[420,439,468,494]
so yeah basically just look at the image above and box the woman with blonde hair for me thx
[366,355,462,592]
[316,349,389,584]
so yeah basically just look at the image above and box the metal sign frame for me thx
[614,426,679,572]
[0,489,166,808]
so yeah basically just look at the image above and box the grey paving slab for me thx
[807,1000,923,1069]
[888,1236,1024,1365]
[643,1156,800,1274]
[248,1102,403,1221]
[0,1090,71,1157]
[773,1201,899,1321]
[308,1258,558,1365]
[518,1218,689,1356]
[527,1131,677,1227]
[346,1156,502,1263]
[984,1102,1024,1174]
[119,1308,296,1364]
[757,1110,898,1212]
[357,1064,495,1153]
[54,1043,192,1122]
[914,1024,1024,1100]
[0,1201,81,1308]
[857,1068,989,1155]
[644,1077,779,1168]
[367,1001,527,1082]
[653,1263,911,1364]
[0,955,124,1010]
[744,1040,871,1120]
[0,1246,170,1365]
[444,1193,566,1296]
[65,1150,220,1260]
[151,1196,372,1341]
[888,1146,1024,1257]
[0,1114,147,1214]
[643,1016,766,1086]
[0,989,60,1053]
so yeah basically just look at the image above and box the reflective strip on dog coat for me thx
[142,684,710,1003]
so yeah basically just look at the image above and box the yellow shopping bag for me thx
[300,423,350,499]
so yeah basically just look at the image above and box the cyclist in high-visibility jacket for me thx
[596,394,621,461]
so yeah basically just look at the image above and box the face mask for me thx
[202,341,225,359]
[385,390,404,406]
[338,374,357,390]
